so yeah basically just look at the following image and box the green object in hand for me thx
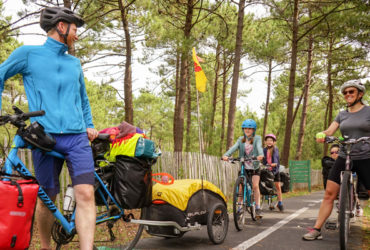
[316,132,326,139]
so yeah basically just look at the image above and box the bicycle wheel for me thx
[233,176,246,231]
[339,171,351,250]
[248,185,257,221]
[207,202,229,244]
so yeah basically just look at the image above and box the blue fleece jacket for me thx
[0,37,94,134]
[224,135,264,158]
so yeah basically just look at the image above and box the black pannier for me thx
[113,155,153,209]
[357,179,369,200]
[280,172,290,193]
[259,169,276,195]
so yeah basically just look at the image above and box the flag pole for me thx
[196,90,204,154]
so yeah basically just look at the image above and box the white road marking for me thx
[232,207,309,250]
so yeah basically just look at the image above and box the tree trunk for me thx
[185,63,192,152]
[119,0,134,124]
[226,0,245,149]
[295,33,314,160]
[262,58,273,140]
[208,43,221,153]
[173,0,193,152]
[325,35,334,156]
[174,50,180,137]
[220,50,227,156]
[281,0,299,166]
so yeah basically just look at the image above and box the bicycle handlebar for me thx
[325,136,370,145]
[221,156,258,163]
[0,106,45,127]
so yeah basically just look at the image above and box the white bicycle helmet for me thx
[340,80,365,94]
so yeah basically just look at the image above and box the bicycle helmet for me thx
[241,119,257,130]
[340,80,365,94]
[340,80,365,108]
[40,7,84,32]
[241,119,257,136]
[264,133,276,141]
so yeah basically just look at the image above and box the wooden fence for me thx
[2,147,323,207]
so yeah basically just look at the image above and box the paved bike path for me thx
[129,190,364,250]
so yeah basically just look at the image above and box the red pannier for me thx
[0,172,39,250]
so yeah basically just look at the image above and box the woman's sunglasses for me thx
[343,90,356,95]
[330,151,338,155]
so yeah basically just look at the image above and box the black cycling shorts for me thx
[274,172,280,182]
[238,168,261,177]
[247,168,261,176]
[328,157,370,190]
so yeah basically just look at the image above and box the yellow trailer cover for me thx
[152,179,226,211]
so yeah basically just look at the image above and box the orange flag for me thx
[192,47,207,92]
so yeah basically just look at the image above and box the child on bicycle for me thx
[303,79,370,241]
[222,119,264,218]
[263,134,284,212]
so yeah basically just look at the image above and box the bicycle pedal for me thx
[325,222,337,230]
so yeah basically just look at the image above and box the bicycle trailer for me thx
[132,179,229,244]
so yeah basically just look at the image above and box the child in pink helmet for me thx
[263,133,284,211]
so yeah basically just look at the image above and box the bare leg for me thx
[36,195,57,249]
[74,184,96,250]
[275,182,282,202]
[252,175,261,207]
[313,180,340,229]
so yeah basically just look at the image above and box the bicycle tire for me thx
[339,171,351,250]
[207,202,229,244]
[233,176,246,231]
[248,184,257,221]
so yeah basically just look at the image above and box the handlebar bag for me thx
[0,173,39,249]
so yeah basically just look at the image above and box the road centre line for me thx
[232,207,309,250]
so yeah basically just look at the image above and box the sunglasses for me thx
[330,151,338,155]
[343,90,356,95]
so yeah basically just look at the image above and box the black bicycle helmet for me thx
[40,7,84,32]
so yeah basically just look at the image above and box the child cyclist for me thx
[222,119,264,218]
[263,134,284,212]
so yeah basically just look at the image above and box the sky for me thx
[3,0,278,118]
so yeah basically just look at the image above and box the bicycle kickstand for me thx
[107,221,116,241]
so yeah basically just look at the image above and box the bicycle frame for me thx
[339,142,357,215]
[3,134,124,235]
[238,160,255,208]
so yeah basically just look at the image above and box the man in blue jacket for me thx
[0,7,98,250]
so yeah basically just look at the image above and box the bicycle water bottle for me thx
[63,185,75,212]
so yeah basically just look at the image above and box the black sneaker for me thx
[256,208,263,219]
[277,203,284,212]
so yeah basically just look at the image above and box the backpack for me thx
[0,172,39,249]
